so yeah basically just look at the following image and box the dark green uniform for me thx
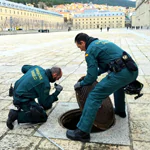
[77,39,138,133]
[13,65,60,124]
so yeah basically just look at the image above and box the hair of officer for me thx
[75,33,90,44]
[51,67,61,76]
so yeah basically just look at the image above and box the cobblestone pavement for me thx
[0,28,150,150]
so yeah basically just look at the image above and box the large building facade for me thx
[73,9,125,29]
[0,0,64,31]
[134,0,150,28]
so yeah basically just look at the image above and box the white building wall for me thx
[135,0,150,28]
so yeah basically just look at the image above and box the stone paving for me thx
[0,28,150,150]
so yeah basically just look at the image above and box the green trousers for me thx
[16,100,48,124]
[77,68,138,133]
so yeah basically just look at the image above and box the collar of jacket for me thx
[45,69,53,82]
[85,37,98,50]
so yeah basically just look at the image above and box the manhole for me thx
[35,102,130,145]
[59,108,106,133]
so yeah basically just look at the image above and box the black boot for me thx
[66,128,90,142]
[6,109,18,130]
[114,108,126,118]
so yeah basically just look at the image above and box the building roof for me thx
[0,0,63,17]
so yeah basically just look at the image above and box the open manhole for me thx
[59,77,115,133]
[58,108,112,133]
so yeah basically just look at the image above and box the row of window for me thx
[75,26,122,29]
[0,8,54,18]
[75,21,122,24]
[74,17,123,21]
[75,13,124,17]
[0,16,51,22]
[0,16,59,23]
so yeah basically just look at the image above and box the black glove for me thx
[54,83,63,92]
[74,82,81,90]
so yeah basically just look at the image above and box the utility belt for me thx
[13,93,33,110]
[108,51,138,73]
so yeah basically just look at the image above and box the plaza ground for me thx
[0,28,150,150]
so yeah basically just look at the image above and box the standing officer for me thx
[66,33,138,142]
[7,65,63,130]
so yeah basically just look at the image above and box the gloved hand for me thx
[74,82,81,90]
[54,83,63,92]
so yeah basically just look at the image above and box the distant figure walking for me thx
[107,27,110,32]
[100,27,102,32]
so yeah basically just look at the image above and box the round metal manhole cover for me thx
[75,77,115,130]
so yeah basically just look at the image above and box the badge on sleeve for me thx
[85,53,88,57]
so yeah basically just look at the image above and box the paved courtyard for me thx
[0,28,150,150]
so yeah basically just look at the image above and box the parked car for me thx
[38,29,49,33]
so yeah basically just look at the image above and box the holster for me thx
[108,58,126,72]
[122,51,138,71]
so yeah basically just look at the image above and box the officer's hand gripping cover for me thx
[74,82,81,90]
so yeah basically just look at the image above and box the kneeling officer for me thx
[7,65,63,130]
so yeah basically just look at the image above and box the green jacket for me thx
[14,65,60,109]
[80,39,127,86]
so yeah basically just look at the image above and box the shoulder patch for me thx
[95,41,100,44]
[85,53,88,57]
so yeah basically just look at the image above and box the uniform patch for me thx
[31,70,37,80]
[35,68,43,80]
[85,53,88,57]
[95,41,100,44]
